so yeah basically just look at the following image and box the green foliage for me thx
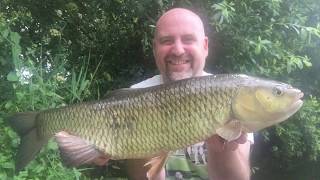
[252,96,320,179]
[0,18,93,179]
[1,0,161,93]
[1,0,320,179]
[276,96,320,162]
[207,0,319,77]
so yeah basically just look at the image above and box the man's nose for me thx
[171,41,185,56]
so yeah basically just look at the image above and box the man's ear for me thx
[204,36,209,57]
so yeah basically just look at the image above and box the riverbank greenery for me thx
[1,0,319,179]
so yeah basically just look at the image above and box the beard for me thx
[161,53,204,82]
[163,54,194,82]
[165,68,193,82]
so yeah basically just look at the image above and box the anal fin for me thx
[55,131,110,167]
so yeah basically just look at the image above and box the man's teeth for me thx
[169,60,189,65]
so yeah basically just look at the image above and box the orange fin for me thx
[55,131,110,166]
[216,120,242,141]
[145,152,168,180]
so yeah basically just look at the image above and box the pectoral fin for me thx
[145,152,168,180]
[216,120,242,141]
[55,131,110,166]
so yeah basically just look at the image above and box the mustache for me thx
[165,54,192,62]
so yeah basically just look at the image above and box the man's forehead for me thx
[157,31,197,39]
[157,11,202,27]
[155,8,205,37]
[157,8,202,24]
[156,21,203,39]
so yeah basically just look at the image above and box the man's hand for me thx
[206,133,248,152]
[206,133,251,180]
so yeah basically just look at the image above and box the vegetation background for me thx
[0,0,319,179]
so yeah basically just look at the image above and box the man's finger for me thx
[224,141,238,151]
[235,133,247,144]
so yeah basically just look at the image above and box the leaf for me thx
[261,39,271,45]
[4,101,13,109]
[10,32,21,45]
[296,60,303,69]
[0,56,6,66]
[0,173,7,180]
[1,162,14,169]
[303,59,312,67]
[1,29,9,38]
[7,71,19,82]
[255,44,261,55]
[291,25,300,34]
[286,62,292,73]
[47,140,58,150]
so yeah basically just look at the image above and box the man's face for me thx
[153,10,208,82]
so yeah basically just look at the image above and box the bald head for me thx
[155,8,206,38]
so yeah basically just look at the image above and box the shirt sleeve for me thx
[247,133,254,144]
[130,75,162,88]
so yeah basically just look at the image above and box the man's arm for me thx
[206,134,251,180]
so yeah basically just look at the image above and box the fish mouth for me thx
[288,99,303,113]
[275,91,304,123]
[297,91,304,100]
[286,88,304,111]
[290,91,304,112]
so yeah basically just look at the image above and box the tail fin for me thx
[8,112,49,173]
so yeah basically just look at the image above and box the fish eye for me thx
[272,87,283,96]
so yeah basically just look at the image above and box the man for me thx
[125,8,253,180]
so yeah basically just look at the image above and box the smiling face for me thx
[153,8,209,82]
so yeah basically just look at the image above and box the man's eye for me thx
[160,39,173,45]
[182,37,195,44]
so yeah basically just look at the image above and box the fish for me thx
[8,74,303,179]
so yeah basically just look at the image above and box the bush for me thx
[1,0,320,179]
